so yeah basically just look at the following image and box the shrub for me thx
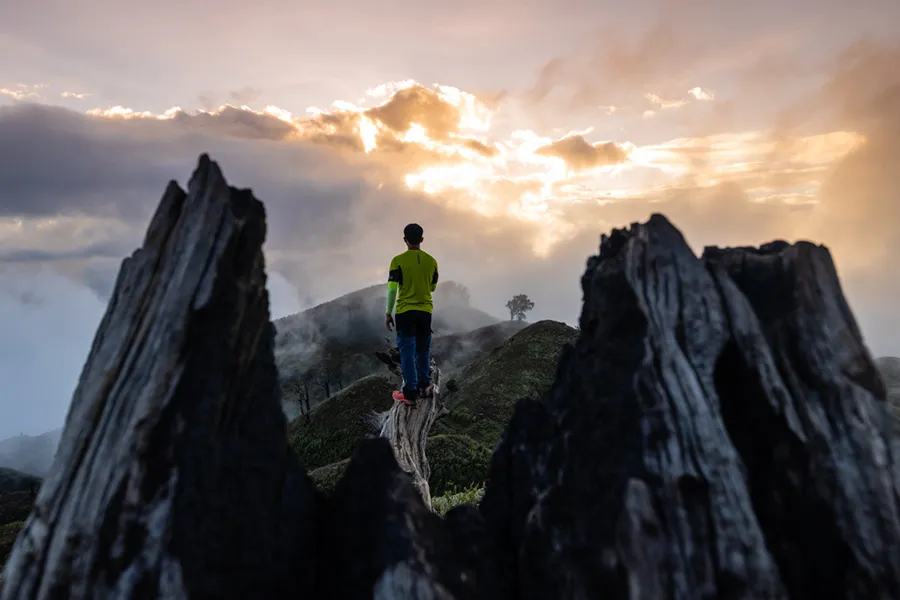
[427,434,491,497]
[431,486,485,516]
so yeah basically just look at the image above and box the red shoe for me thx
[392,390,417,407]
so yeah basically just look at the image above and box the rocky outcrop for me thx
[3,157,898,599]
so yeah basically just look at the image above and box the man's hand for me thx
[385,313,394,332]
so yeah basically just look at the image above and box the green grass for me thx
[426,434,492,497]
[433,320,578,446]
[287,320,578,503]
[288,375,395,471]
[431,486,485,516]
[309,459,350,495]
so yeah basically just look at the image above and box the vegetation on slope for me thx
[430,320,528,375]
[433,320,578,447]
[431,486,485,516]
[274,283,501,415]
[285,319,577,497]
[288,375,395,471]
[308,459,350,495]
[0,467,40,528]
[0,468,40,575]
[426,434,492,497]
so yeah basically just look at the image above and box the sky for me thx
[0,0,899,438]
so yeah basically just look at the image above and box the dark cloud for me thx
[230,86,263,105]
[0,239,134,263]
[536,135,629,171]
[169,106,296,140]
[0,104,177,218]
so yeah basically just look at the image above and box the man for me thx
[385,223,439,406]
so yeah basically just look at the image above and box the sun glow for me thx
[84,80,867,256]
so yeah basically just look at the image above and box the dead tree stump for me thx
[0,155,319,599]
[372,348,444,509]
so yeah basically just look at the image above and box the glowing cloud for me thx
[645,93,688,109]
[81,79,869,255]
[689,87,715,101]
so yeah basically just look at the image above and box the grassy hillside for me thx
[274,282,501,413]
[288,375,396,471]
[287,320,578,496]
[433,320,579,447]
[0,467,41,494]
[430,320,529,375]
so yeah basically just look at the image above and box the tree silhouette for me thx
[505,294,535,321]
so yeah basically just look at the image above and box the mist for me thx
[2,31,900,441]
[0,264,309,441]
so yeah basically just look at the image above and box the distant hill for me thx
[273,282,505,413]
[0,429,61,477]
[287,320,577,497]
[0,467,41,495]
[274,281,498,352]
[433,320,579,447]
[430,320,529,375]
[288,375,396,473]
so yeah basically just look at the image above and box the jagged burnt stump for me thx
[4,155,899,600]
[480,215,900,599]
[0,155,319,599]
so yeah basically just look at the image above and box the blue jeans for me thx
[395,310,432,398]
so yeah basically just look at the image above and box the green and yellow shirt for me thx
[386,249,439,315]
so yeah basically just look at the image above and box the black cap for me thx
[404,223,424,244]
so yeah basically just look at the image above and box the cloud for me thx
[60,91,89,100]
[535,135,629,171]
[645,93,688,110]
[1,35,900,439]
[0,83,47,102]
[689,87,715,101]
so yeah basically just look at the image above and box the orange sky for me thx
[0,0,899,436]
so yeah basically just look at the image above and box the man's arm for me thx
[431,260,439,293]
[386,259,402,315]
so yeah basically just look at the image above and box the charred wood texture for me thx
[0,155,319,599]
[480,215,900,600]
[3,158,898,600]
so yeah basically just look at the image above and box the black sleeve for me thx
[389,266,403,285]
[432,269,439,285]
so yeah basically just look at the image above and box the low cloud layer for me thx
[1,32,899,439]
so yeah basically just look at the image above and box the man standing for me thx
[385,223,439,406]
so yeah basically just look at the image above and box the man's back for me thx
[388,249,439,314]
